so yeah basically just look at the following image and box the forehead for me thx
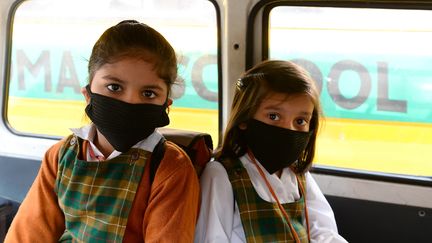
[95,57,167,88]
[257,92,314,113]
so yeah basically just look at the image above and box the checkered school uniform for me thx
[222,158,309,243]
[54,135,150,242]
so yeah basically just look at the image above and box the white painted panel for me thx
[313,173,432,208]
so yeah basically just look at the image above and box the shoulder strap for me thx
[218,157,243,212]
[58,135,81,162]
[220,156,244,179]
[149,137,166,184]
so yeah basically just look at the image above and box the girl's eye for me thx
[296,118,307,126]
[107,84,121,92]
[268,113,280,121]
[143,90,156,98]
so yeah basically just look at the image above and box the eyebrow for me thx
[262,105,283,112]
[103,75,125,84]
[299,111,313,117]
[142,84,164,91]
[102,75,164,91]
[263,105,313,117]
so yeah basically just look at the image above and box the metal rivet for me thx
[234,168,242,177]
[130,152,140,161]
[418,210,426,217]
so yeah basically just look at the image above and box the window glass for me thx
[8,0,219,142]
[269,6,432,176]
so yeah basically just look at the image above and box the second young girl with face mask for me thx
[195,60,347,242]
[6,20,199,243]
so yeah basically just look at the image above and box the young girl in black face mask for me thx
[195,60,347,243]
[6,20,199,243]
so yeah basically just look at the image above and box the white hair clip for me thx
[237,73,265,90]
[236,78,244,90]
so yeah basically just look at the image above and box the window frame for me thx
[246,0,432,186]
[3,0,223,145]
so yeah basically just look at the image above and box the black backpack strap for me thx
[149,136,166,184]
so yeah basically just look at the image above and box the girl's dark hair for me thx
[88,20,177,96]
[216,60,322,173]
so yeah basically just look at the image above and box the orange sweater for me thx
[5,138,200,243]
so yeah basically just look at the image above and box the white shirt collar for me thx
[239,153,300,202]
[70,124,163,161]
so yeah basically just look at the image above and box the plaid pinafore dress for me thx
[54,135,150,242]
[222,158,309,243]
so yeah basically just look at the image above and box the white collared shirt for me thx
[194,154,348,243]
[70,124,162,162]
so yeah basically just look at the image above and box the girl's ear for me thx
[167,98,173,107]
[81,86,90,104]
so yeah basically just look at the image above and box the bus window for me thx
[268,6,432,177]
[7,0,219,142]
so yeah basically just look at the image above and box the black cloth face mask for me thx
[244,119,312,174]
[85,85,169,152]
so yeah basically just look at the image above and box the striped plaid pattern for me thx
[54,135,150,243]
[222,158,309,243]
